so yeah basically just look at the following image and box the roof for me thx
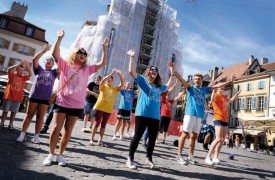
[209,61,249,86]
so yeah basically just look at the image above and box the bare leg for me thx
[206,126,222,159]
[0,111,8,125]
[83,114,90,128]
[178,131,188,155]
[189,132,198,156]
[21,102,37,132]
[34,104,48,134]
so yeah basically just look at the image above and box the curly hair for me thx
[66,47,88,66]
[142,66,162,88]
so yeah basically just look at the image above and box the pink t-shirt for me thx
[55,57,96,109]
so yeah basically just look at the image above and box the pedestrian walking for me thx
[43,30,109,166]
[17,44,59,143]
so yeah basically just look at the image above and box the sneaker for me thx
[56,155,66,166]
[205,157,213,165]
[16,133,25,143]
[145,158,157,169]
[177,155,187,165]
[32,136,40,144]
[112,135,117,141]
[126,158,136,169]
[125,134,130,138]
[8,124,13,130]
[187,155,196,164]
[43,154,54,166]
[212,158,220,164]
[116,132,120,136]
[82,128,91,133]
[119,136,125,141]
[88,141,94,146]
[0,123,4,129]
[40,127,48,134]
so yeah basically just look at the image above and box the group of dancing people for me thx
[0,29,241,169]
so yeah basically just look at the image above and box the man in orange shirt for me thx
[0,60,32,130]
[205,82,241,165]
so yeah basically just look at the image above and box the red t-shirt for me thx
[160,92,174,118]
[3,71,29,102]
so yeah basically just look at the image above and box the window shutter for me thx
[241,98,245,109]
[264,96,268,109]
[30,48,36,57]
[252,97,256,109]
[262,81,265,89]
[246,83,249,91]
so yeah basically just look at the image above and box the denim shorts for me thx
[84,101,96,115]
[214,120,228,127]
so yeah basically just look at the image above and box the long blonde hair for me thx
[66,48,88,66]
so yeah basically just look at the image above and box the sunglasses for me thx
[46,59,54,63]
[77,50,87,56]
[150,67,158,72]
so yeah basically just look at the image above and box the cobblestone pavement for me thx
[0,111,275,180]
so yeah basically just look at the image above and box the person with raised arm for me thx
[171,63,235,165]
[43,30,109,166]
[126,49,173,169]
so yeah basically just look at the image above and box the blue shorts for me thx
[84,101,96,116]
[214,120,228,127]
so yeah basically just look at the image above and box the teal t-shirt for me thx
[184,85,211,118]
[118,90,134,111]
[134,74,167,120]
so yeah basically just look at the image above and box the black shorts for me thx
[29,98,49,105]
[159,116,171,132]
[117,109,131,120]
[53,104,83,118]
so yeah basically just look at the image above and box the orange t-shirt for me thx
[3,72,29,102]
[212,93,229,122]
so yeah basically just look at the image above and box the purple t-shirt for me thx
[29,65,58,100]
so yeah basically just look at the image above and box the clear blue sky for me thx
[1,0,275,77]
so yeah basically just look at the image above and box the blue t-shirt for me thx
[118,90,134,111]
[184,85,211,118]
[135,74,167,120]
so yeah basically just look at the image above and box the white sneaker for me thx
[212,158,220,164]
[16,133,25,143]
[56,155,66,166]
[126,158,136,169]
[112,135,117,141]
[116,132,120,136]
[187,155,196,164]
[82,128,91,133]
[176,155,187,165]
[32,135,40,144]
[119,136,125,141]
[125,134,130,138]
[145,158,157,169]
[205,157,213,165]
[43,154,54,166]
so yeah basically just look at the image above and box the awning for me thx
[232,129,264,136]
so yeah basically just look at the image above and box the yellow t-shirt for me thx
[94,84,118,113]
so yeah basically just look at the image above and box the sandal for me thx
[97,141,108,147]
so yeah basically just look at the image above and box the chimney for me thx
[5,2,28,19]
[212,67,219,81]
[106,5,111,13]
[248,55,255,65]
[260,58,268,65]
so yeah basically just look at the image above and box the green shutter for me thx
[264,96,268,109]
[252,97,256,109]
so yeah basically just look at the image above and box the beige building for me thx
[0,2,47,84]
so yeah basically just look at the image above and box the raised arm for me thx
[211,74,235,91]
[8,60,24,73]
[101,70,115,85]
[116,70,123,91]
[210,89,216,103]
[165,62,174,90]
[23,60,32,79]
[52,30,65,62]
[127,49,137,79]
[174,91,183,101]
[95,38,109,71]
[204,99,210,111]
[33,44,52,68]
[168,79,179,94]
[169,62,190,89]
[229,90,241,103]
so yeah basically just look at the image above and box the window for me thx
[237,85,241,91]
[0,38,10,49]
[236,98,241,111]
[252,97,256,110]
[246,97,252,111]
[240,98,245,110]
[258,81,265,89]
[0,54,5,66]
[0,18,8,28]
[25,27,33,36]
[258,96,264,111]
[12,43,35,56]
[8,58,20,67]
[246,83,252,91]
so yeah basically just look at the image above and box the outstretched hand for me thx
[127,49,135,58]
[57,30,65,38]
[102,38,109,50]
[230,74,236,82]
[43,44,52,52]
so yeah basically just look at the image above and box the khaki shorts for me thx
[2,100,21,113]
[182,115,202,134]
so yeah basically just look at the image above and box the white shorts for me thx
[182,115,202,134]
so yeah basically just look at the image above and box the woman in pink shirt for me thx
[43,30,109,166]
